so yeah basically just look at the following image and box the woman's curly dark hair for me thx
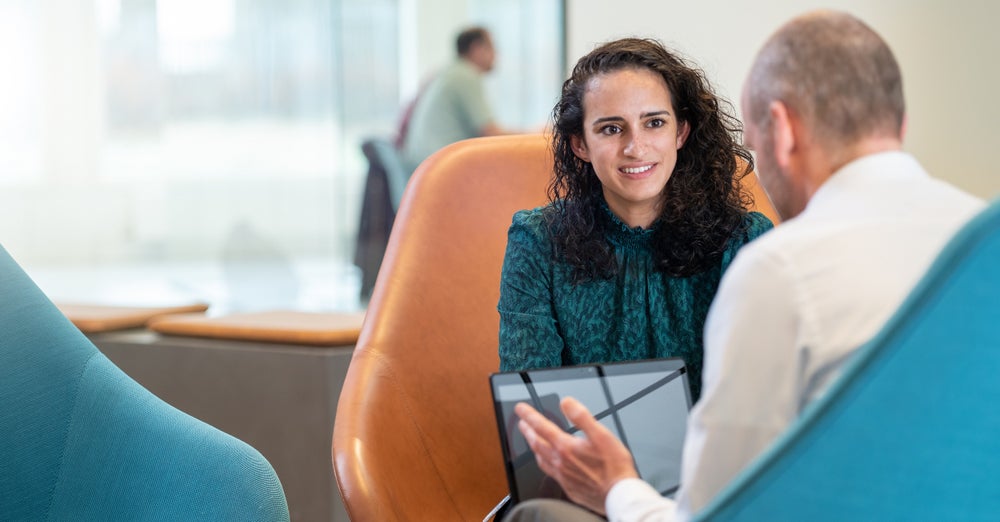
[548,38,756,281]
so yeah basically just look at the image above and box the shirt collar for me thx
[803,151,928,217]
[601,201,656,248]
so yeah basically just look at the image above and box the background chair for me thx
[0,246,290,521]
[355,137,411,301]
[332,133,780,521]
[695,199,1000,521]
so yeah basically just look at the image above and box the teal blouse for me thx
[497,204,773,400]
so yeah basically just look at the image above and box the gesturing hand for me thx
[515,396,640,515]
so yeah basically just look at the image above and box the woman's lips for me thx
[619,163,655,178]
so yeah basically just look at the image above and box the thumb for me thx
[560,396,615,444]
[560,396,640,485]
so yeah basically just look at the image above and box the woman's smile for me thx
[620,163,657,178]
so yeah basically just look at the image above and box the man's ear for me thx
[769,101,795,170]
[570,134,590,162]
[676,120,691,149]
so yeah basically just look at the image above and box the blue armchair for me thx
[695,198,1000,521]
[0,246,289,521]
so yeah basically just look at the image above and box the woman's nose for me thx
[623,131,645,157]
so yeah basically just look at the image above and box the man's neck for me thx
[803,135,903,198]
[826,136,903,176]
[461,56,485,74]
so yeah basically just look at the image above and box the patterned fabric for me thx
[498,203,773,399]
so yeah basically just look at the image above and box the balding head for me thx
[745,11,905,151]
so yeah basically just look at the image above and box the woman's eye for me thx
[648,118,666,128]
[599,125,621,135]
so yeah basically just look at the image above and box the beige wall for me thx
[567,1,1000,199]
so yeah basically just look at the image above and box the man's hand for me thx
[515,397,640,514]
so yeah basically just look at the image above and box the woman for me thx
[497,38,773,400]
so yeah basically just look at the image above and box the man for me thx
[399,26,512,174]
[505,10,985,522]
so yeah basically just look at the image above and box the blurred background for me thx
[1,0,997,315]
[0,0,563,314]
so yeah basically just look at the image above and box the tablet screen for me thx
[490,358,692,504]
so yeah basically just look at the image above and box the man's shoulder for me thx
[724,175,988,298]
[730,215,809,263]
[438,60,481,84]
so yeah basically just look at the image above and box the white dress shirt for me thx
[605,152,985,521]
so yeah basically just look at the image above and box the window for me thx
[1,0,563,313]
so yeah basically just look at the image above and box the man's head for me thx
[457,26,495,73]
[742,10,905,219]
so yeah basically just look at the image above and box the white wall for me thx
[567,1,1000,199]
[400,0,472,101]
[402,1,562,129]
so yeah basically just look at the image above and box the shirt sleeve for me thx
[605,478,679,522]
[497,211,565,371]
[674,241,803,514]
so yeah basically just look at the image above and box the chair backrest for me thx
[739,160,780,225]
[332,134,780,521]
[334,134,553,521]
[695,198,1000,521]
[356,137,413,301]
[0,246,289,521]
[362,137,411,211]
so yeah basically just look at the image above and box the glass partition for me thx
[0,0,563,313]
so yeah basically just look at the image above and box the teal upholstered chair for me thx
[0,246,290,521]
[695,199,1000,521]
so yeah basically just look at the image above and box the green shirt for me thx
[497,204,773,399]
[401,59,494,174]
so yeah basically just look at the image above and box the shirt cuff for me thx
[605,478,678,522]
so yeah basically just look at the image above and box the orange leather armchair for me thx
[331,134,779,521]
[333,134,553,521]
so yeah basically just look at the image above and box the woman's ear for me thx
[676,120,691,149]
[570,134,590,162]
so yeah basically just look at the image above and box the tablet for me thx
[489,358,692,506]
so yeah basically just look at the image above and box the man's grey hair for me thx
[746,10,905,148]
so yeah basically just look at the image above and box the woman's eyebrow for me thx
[591,110,672,126]
[641,110,671,118]
[591,116,624,126]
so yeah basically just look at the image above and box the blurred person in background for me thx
[399,26,517,174]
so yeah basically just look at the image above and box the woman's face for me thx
[570,67,690,229]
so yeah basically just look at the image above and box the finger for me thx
[513,401,538,419]
[514,402,546,428]
[518,419,548,454]
[560,397,618,448]
[559,397,602,434]
[516,401,570,442]
[560,397,639,483]
[519,420,560,477]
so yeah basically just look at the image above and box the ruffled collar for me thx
[601,202,656,249]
